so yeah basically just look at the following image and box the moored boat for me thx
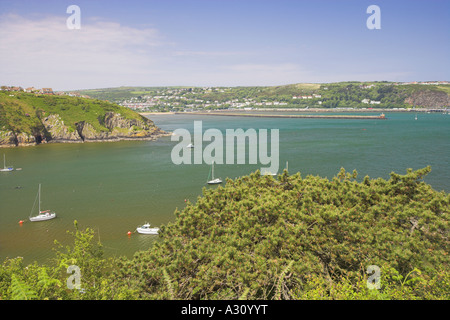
[0,154,13,172]
[207,161,222,184]
[136,223,159,234]
[29,184,57,222]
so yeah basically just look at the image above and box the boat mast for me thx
[38,184,41,213]
[212,161,215,179]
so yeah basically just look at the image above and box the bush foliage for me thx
[1,167,448,300]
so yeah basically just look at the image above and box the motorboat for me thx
[136,223,159,235]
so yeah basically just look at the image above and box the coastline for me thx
[0,132,171,148]
[139,112,176,115]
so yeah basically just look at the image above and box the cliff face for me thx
[0,130,38,147]
[0,130,23,146]
[0,90,169,147]
[72,112,164,142]
[0,111,167,147]
[43,114,81,142]
[405,90,450,108]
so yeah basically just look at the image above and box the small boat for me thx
[261,167,277,176]
[415,114,418,120]
[263,161,288,176]
[0,154,13,172]
[187,143,194,148]
[136,223,159,235]
[207,161,222,184]
[29,184,56,222]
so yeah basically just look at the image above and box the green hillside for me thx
[75,81,450,110]
[0,91,163,146]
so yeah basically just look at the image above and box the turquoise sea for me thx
[0,112,449,264]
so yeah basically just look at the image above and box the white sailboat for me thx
[136,223,159,235]
[415,113,418,120]
[187,143,194,148]
[207,161,222,184]
[0,154,13,172]
[29,184,57,222]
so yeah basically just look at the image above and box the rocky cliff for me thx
[75,112,163,142]
[0,92,168,147]
[0,112,167,147]
[404,90,450,108]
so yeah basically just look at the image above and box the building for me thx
[25,87,38,93]
[40,88,54,95]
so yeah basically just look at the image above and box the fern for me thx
[275,261,294,300]
[162,268,175,300]
[238,287,250,300]
[10,274,37,300]
[37,268,62,299]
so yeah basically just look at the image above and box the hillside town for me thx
[2,80,449,112]
[119,92,292,111]
[0,85,90,98]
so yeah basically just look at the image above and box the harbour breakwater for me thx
[174,112,387,120]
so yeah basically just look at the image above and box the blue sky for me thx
[0,0,449,90]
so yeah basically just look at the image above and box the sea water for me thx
[0,112,448,264]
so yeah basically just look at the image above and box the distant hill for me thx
[72,86,170,101]
[0,91,166,147]
[74,81,450,110]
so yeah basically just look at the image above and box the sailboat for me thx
[415,113,418,120]
[186,143,194,148]
[29,184,57,222]
[207,161,222,184]
[0,154,13,172]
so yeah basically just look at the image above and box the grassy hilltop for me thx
[0,90,165,147]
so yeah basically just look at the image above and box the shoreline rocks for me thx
[0,111,168,148]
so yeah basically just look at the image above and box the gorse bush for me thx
[116,166,449,299]
[1,167,448,300]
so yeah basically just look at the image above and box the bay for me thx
[0,112,449,264]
